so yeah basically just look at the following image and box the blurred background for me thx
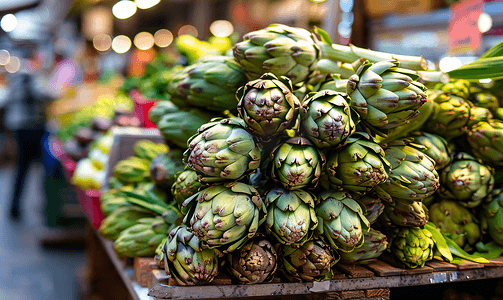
[0,0,502,299]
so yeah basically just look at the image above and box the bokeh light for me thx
[1,14,17,32]
[478,13,492,33]
[178,25,198,37]
[93,34,112,51]
[154,29,173,47]
[134,0,160,9]
[112,0,137,20]
[0,50,10,65]
[209,20,234,37]
[5,56,20,73]
[112,35,132,53]
[134,32,154,50]
[439,57,462,72]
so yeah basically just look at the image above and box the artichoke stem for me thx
[417,71,450,84]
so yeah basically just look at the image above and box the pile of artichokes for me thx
[101,23,503,285]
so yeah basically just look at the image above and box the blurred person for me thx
[4,70,47,220]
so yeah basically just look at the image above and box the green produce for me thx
[380,198,429,227]
[156,108,214,148]
[171,170,203,207]
[154,237,168,269]
[325,132,389,195]
[438,152,493,208]
[181,182,266,253]
[316,190,370,253]
[264,188,318,246]
[346,60,427,137]
[133,140,169,161]
[233,24,320,84]
[422,90,472,141]
[100,193,131,217]
[184,118,261,183]
[227,237,277,284]
[467,120,503,166]
[375,139,438,202]
[409,132,451,170]
[148,100,178,124]
[481,189,503,246]
[279,239,338,282]
[164,225,220,285]
[471,93,499,113]
[434,79,471,99]
[429,199,481,251]
[467,107,492,128]
[167,55,248,111]
[237,73,300,139]
[99,206,156,241]
[271,137,324,190]
[388,227,434,269]
[149,150,185,189]
[339,228,388,265]
[299,90,356,149]
[113,156,151,184]
[355,193,384,225]
[114,217,172,257]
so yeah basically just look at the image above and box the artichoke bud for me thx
[264,187,318,247]
[480,189,503,246]
[325,132,390,195]
[379,198,429,227]
[339,228,388,265]
[408,131,452,170]
[184,118,261,183]
[355,193,384,225]
[227,237,277,284]
[271,137,325,190]
[299,90,357,149]
[315,190,370,253]
[438,152,494,208]
[237,73,301,139]
[388,227,434,269]
[467,120,503,166]
[434,79,470,99]
[171,169,203,208]
[278,239,338,282]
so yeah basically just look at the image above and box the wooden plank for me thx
[331,269,346,279]
[426,260,458,272]
[365,260,407,276]
[335,264,375,278]
[364,288,390,298]
[134,257,156,287]
[211,273,233,285]
[149,269,170,290]
[485,256,503,267]
[456,259,485,270]
[404,265,434,275]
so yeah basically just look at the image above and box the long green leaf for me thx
[480,41,503,59]
[448,56,503,80]
[473,241,503,259]
[444,235,488,264]
[424,222,453,262]
[119,191,172,215]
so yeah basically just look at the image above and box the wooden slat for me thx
[331,269,346,279]
[149,269,170,290]
[485,256,503,267]
[426,260,458,272]
[366,260,407,276]
[211,273,233,285]
[404,265,434,275]
[134,257,156,287]
[456,259,485,270]
[335,264,375,278]
[365,288,390,298]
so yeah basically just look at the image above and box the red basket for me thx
[129,89,157,128]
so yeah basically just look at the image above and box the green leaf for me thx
[443,234,489,264]
[448,56,503,80]
[424,222,453,262]
[473,241,503,259]
[314,27,333,45]
[119,191,172,215]
[480,40,503,59]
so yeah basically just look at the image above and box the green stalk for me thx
[448,56,503,80]
[417,71,450,84]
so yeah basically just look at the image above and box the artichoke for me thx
[99,205,156,241]
[114,217,173,258]
[388,227,434,269]
[184,118,261,183]
[133,140,169,161]
[164,225,219,285]
[438,152,494,208]
[466,106,492,128]
[481,189,503,246]
[271,137,324,190]
[112,156,151,184]
[409,132,451,170]
[339,228,388,265]
[325,132,389,195]
[429,199,481,251]
[355,193,384,225]
[346,60,427,137]
[149,151,185,190]
[237,73,300,139]
[181,182,266,253]
[422,90,471,141]
[279,239,338,282]
[148,100,179,124]
[233,24,320,85]
[380,198,429,227]
[299,90,356,149]
[167,55,247,111]
[154,237,168,269]
[434,79,471,99]
[171,170,203,207]
[316,190,370,253]
[471,93,499,113]
[375,139,439,202]
[227,237,277,284]
[156,108,214,148]
[264,188,318,246]
[467,120,503,166]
